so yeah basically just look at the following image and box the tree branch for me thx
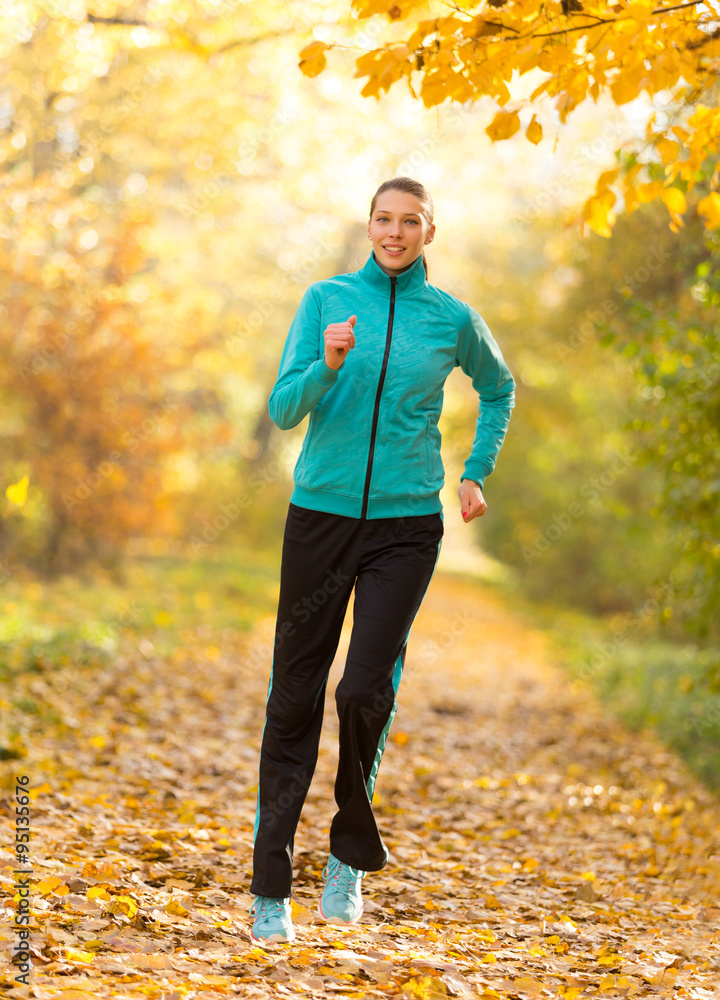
[87,14,148,27]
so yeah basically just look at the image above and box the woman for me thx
[249,177,515,946]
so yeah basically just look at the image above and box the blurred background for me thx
[1,1,719,789]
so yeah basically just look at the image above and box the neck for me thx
[374,253,422,277]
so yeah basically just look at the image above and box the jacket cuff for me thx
[460,466,490,492]
[309,357,343,386]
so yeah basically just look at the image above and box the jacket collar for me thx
[359,250,427,296]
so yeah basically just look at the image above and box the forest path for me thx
[2,567,719,998]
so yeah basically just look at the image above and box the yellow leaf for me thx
[353,0,427,18]
[585,192,616,237]
[391,730,409,745]
[80,940,105,951]
[65,949,95,964]
[81,860,118,879]
[87,887,112,902]
[419,70,452,108]
[698,191,720,229]
[105,894,138,919]
[558,988,582,999]
[299,40,329,78]
[486,110,521,141]
[165,898,190,917]
[401,975,447,998]
[37,876,67,896]
[6,475,29,506]
[483,894,503,908]
[610,73,639,105]
[465,15,499,39]
[512,977,544,994]
[596,167,620,193]
[138,840,173,861]
[525,115,542,145]
[656,138,679,164]
[624,0,655,20]
[661,186,686,227]
[635,180,663,204]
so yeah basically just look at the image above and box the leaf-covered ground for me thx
[2,570,720,999]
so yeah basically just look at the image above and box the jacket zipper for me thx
[361,274,397,519]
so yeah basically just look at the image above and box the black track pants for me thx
[250,501,444,898]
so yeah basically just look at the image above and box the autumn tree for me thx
[300,0,720,237]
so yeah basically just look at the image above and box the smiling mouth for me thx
[383,246,405,253]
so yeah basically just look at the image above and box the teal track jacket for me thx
[268,250,515,519]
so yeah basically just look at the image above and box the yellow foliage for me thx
[5,474,29,506]
[661,186,687,232]
[87,886,112,902]
[105,894,139,919]
[65,949,95,964]
[165,898,191,916]
[697,192,720,229]
[37,877,69,896]
[320,0,720,236]
[401,975,447,998]
[486,109,521,141]
[513,977,544,994]
[352,0,428,19]
[635,180,663,204]
[596,167,620,194]
[657,138,680,165]
[623,0,656,21]
[298,40,329,78]
[526,114,543,145]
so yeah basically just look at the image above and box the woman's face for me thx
[367,190,435,271]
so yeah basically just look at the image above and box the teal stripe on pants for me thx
[365,514,444,802]
[253,659,274,845]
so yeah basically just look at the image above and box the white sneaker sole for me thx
[249,928,295,948]
[316,899,363,925]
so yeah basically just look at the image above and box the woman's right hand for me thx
[324,315,356,370]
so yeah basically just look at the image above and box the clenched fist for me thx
[324,315,356,371]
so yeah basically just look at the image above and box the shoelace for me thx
[249,896,288,921]
[323,857,365,894]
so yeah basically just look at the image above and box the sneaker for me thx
[317,852,366,924]
[249,895,295,946]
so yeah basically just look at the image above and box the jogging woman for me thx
[249,176,515,946]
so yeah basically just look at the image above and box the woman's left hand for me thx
[458,479,487,522]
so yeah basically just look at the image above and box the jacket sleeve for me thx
[268,284,345,430]
[455,304,515,492]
